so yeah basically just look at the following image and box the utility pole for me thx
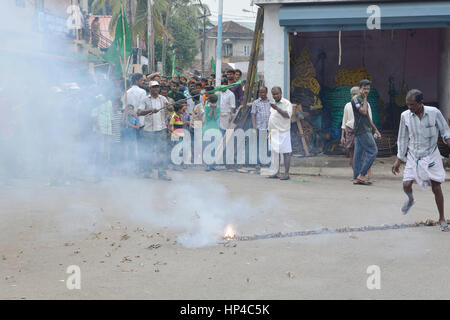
[215,0,223,86]
[147,0,153,73]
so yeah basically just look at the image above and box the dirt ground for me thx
[1,168,449,300]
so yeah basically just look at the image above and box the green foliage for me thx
[91,0,210,73]
[168,11,199,69]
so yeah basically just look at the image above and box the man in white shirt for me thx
[341,86,373,168]
[219,86,236,133]
[124,73,147,173]
[137,81,171,181]
[267,86,292,180]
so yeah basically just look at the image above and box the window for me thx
[243,45,250,56]
[224,44,233,57]
[35,0,44,11]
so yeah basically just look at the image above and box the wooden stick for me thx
[122,5,128,108]
[295,104,310,156]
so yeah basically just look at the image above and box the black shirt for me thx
[169,91,186,102]
[351,95,372,136]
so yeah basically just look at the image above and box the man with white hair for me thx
[341,86,374,177]
[392,89,450,232]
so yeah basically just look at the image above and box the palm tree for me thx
[90,0,211,73]
[91,0,172,44]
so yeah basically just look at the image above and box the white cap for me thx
[150,81,160,87]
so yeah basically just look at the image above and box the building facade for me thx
[255,0,450,120]
[194,21,264,78]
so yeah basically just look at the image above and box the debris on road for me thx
[286,272,295,279]
[121,256,132,263]
[147,243,161,250]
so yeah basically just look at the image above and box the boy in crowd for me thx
[169,102,189,170]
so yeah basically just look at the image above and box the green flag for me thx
[171,54,175,77]
[170,53,182,77]
[103,7,132,78]
[211,57,216,73]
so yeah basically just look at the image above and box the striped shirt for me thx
[169,112,184,140]
[111,111,122,143]
[140,95,168,132]
[251,97,271,130]
[397,106,450,162]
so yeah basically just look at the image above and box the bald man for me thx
[267,87,293,180]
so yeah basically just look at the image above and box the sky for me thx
[202,0,257,22]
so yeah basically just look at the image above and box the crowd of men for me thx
[1,69,449,230]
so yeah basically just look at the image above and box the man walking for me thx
[137,81,171,181]
[351,80,381,185]
[266,87,292,180]
[392,89,450,232]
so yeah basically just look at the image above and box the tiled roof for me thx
[208,21,253,35]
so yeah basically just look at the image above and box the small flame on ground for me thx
[224,224,236,239]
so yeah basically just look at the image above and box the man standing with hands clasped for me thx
[266,86,292,180]
[392,89,450,232]
[351,79,381,185]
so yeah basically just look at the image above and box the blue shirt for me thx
[123,116,138,139]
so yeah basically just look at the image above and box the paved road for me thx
[1,169,449,299]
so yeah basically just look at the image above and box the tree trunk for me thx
[147,0,153,73]
[130,0,137,47]
[161,5,171,76]
[126,0,133,41]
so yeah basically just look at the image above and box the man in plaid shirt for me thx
[251,87,271,166]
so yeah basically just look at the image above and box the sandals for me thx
[268,174,280,179]
[279,175,290,180]
[401,200,415,215]
[357,178,372,185]
[440,223,449,232]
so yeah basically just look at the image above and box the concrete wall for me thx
[263,4,286,98]
[4,0,36,32]
[289,29,441,105]
[44,0,72,17]
[439,28,450,121]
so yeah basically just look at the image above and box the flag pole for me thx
[122,4,128,108]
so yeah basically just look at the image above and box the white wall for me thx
[263,4,286,98]
[439,28,450,121]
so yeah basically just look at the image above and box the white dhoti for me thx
[403,146,446,189]
[261,130,292,176]
[269,130,292,154]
